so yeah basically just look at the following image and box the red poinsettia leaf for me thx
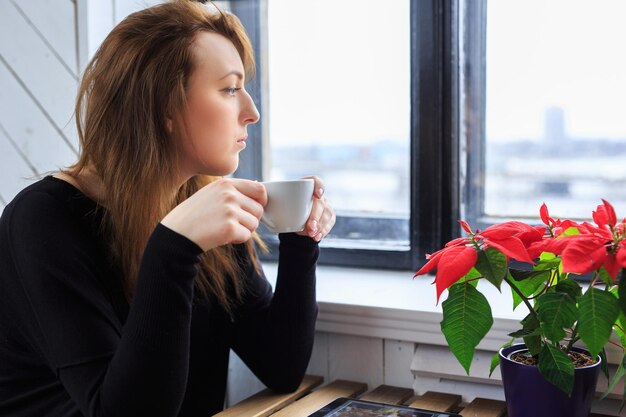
[445,237,470,248]
[561,238,607,275]
[577,221,599,235]
[603,254,621,280]
[593,205,609,228]
[527,237,571,258]
[517,226,545,248]
[458,220,473,235]
[602,199,617,227]
[617,243,626,268]
[552,219,579,237]
[414,247,447,277]
[481,221,528,240]
[435,246,478,302]
[484,236,534,264]
[539,203,550,226]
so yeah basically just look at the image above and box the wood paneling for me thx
[0,1,77,141]
[13,0,78,76]
[0,0,77,208]
[216,375,323,417]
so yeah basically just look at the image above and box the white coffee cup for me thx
[261,179,314,233]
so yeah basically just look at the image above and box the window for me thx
[483,0,626,220]
[266,0,411,224]
[232,0,462,269]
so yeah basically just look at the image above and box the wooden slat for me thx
[407,391,462,412]
[359,385,414,405]
[459,398,507,417]
[13,0,77,76]
[269,379,367,417]
[214,375,324,417]
[0,1,78,134]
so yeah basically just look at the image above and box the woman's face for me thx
[177,32,260,178]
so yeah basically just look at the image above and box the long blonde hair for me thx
[65,0,263,314]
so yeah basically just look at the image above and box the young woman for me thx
[0,1,335,416]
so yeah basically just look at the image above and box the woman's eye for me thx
[223,87,242,97]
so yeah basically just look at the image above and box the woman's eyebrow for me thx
[218,70,243,80]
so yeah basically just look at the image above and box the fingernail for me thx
[317,188,324,197]
[315,233,323,242]
[309,220,319,236]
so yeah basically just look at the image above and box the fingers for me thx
[230,178,268,206]
[302,175,325,199]
[300,196,336,241]
[317,201,336,239]
[236,208,260,235]
[237,193,264,220]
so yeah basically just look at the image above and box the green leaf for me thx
[536,293,578,342]
[441,283,494,375]
[578,288,621,358]
[599,348,609,381]
[475,248,507,290]
[600,353,626,401]
[562,226,580,236]
[598,266,614,286]
[521,313,542,356]
[457,267,481,287]
[618,270,626,317]
[489,339,514,377]
[524,335,542,356]
[509,270,550,310]
[553,278,582,301]
[535,252,561,271]
[616,312,626,348]
[508,328,541,338]
[509,269,550,281]
[538,344,574,396]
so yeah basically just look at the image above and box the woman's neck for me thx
[54,167,106,206]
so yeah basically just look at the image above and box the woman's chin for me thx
[197,162,239,177]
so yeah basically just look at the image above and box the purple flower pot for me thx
[499,344,601,417]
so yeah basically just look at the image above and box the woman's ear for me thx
[166,118,173,134]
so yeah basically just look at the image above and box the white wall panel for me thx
[114,0,164,24]
[306,331,330,381]
[0,124,36,207]
[13,0,78,76]
[0,60,76,176]
[0,1,77,144]
[328,334,384,392]
[383,340,415,388]
[226,350,265,407]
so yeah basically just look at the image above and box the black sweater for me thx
[0,177,319,417]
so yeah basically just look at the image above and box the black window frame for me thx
[232,0,484,271]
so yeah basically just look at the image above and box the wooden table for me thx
[215,375,617,417]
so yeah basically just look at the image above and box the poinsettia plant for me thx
[414,200,626,399]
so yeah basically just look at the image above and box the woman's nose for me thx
[242,92,260,125]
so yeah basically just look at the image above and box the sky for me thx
[486,0,626,142]
[267,0,411,147]
[267,0,626,146]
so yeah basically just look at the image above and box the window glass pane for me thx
[266,0,411,239]
[485,1,626,219]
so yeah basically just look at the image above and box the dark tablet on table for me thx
[307,397,462,417]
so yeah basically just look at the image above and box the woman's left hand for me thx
[296,176,335,242]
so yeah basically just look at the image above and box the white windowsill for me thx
[262,262,527,351]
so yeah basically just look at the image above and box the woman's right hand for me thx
[161,178,267,252]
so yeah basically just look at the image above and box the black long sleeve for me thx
[231,233,319,392]
[0,177,319,417]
